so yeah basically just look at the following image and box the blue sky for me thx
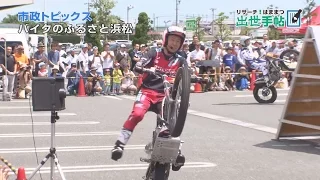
[0,0,315,26]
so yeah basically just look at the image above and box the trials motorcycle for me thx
[252,49,299,103]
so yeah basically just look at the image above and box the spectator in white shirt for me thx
[262,34,271,51]
[101,43,115,72]
[77,44,89,76]
[89,46,103,76]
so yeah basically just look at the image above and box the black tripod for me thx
[28,111,66,180]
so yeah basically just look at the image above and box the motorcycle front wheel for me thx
[168,65,191,137]
[253,84,277,103]
[153,163,170,180]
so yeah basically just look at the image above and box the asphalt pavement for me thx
[1,89,320,180]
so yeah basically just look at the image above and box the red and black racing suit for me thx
[122,49,188,131]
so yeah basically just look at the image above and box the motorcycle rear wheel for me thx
[279,49,299,71]
[253,84,277,103]
[169,65,191,137]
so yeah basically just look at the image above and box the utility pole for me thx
[127,5,134,41]
[84,0,91,12]
[153,13,156,30]
[156,17,159,31]
[176,0,181,26]
[210,8,216,36]
[230,11,236,35]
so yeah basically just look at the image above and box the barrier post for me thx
[276,26,320,139]
[249,70,256,91]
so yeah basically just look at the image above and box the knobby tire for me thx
[279,49,299,72]
[170,65,191,137]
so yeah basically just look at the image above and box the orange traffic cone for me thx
[17,167,26,180]
[77,76,87,97]
[193,83,203,93]
[250,70,256,91]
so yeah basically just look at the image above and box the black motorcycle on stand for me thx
[253,49,299,103]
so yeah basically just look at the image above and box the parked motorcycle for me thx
[252,49,299,103]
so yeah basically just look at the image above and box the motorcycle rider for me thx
[239,36,270,82]
[111,26,187,171]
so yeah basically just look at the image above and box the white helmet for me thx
[162,26,186,53]
[240,36,251,46]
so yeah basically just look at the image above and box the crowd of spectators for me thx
[0,34,300,100]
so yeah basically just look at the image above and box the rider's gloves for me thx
[134,61,144,74]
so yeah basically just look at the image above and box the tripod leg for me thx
[28,154,50,180]
[53,154,67,180]
[50,156,55,180]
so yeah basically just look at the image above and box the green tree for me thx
[239,27,253,35]
[84,12,102,51]
[267,25,280,40]
[303,0,317,25]
[132,12,151,45]
[90,0,121,40]
[214,12,231,41]
[194,17,205,41]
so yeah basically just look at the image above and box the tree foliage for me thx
[1,14,72,35]
[214,12,231,41]
[132,12,151,45]
[90,0,121,40]
[303,0,317,25]
[84,12,102,51]
[194,17,205,41]
[267,25,280,40]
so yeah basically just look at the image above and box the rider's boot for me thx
[111,140,124,161]
[111,129,132,161]
[172,150,185,171]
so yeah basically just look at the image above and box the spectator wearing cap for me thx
[47,41,60,74]
[49,65,62,77]
[38,62,48,77]
[66,63,81,95]
[32,42,47,77]
[17,63,32,99]
[14,44,29,72]
[0,46,16,100]
[112,63,123,95]
[234,67,249,90]
[116,44,131,73]
[274,40,286,57]
[63,48,78,71]
[86,65,102,96]
[222,47,236,72]
[189,35,205,52]
[77,43,89,76]
[129,43,140,72]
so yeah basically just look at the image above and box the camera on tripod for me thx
[32,77,66,111]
